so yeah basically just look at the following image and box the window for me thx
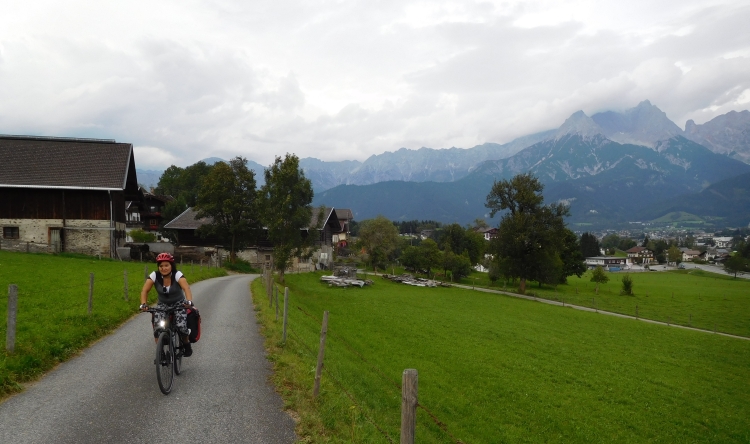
[3,227,19,239]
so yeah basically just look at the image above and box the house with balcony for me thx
[625,246,654,264]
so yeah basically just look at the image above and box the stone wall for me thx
[0,218,119,256]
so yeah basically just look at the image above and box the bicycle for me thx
[145,306,188,394]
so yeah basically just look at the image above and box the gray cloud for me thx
[0,0,748,169]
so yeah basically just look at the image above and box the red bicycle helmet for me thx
[155,252,175,263]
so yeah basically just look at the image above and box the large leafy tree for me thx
[259,154,316,283]
[155,161,215,240]
[437,223,485,265]
[560,229,586,284]
[724,254,749,278]
[590,266,609,294]
[667,245,683,265]
[485,173,573,293]
[580,232,601,258]
[194,157,260,262]
[357,215,400,270]
[155,161,214,206]
[418,238,443,276]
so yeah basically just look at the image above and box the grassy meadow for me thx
[253,272,750,443]
[0,250,226,397]
[453,268,750,338]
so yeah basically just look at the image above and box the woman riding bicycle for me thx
[140,253,195,356]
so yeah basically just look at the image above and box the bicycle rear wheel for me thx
[155,331,174,394]
[173,332,182,375]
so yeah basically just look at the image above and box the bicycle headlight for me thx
[159,320,166,328]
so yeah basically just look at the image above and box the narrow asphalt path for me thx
[0,274,297,444]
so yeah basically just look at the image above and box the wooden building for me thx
[0,135,140,257]
[163,206,353,270]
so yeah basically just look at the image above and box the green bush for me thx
[224,258,257,273]
[129,229,156,243]
[621,274,634,295]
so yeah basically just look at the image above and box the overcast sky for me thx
[1,1,749,170]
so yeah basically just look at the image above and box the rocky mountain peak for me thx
[591,100,683,148]
[555,110,605,140]
[683,109,750,163]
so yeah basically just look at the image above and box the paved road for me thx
[649,262,750,279]
[0,274,297,444]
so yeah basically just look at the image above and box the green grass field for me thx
[253,272,750,443]
[0,250,226,397]
[453,268,750,338]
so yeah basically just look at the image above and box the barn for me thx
[0,135,141,257]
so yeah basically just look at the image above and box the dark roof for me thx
[163,207,212,230]
[0,135,138,195]
[335,208,353,220]
[625,246,650,253]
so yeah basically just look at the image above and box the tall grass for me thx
[254,272,750,443]
[456,269,750,337]
[0,250,226,397]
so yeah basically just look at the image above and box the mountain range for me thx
[135,100,750,227]
[312,101,750,226]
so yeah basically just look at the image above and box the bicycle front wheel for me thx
[155,331,174,394]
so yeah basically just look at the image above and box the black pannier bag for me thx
[186,307,201,343]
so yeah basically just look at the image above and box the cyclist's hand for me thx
[139,303,148,311]
[184,300,194,308]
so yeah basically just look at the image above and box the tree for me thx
[195,157,260,263]
[641,236,650,248]
[580,232,601,258]
[590,266,609,294]
[473,218,489,229]
[442,251,472,281]
[259,154,316,283]
[559,229,586,284]
[437,223,485,265]
[417,238,442,276]
[667,245,683,265]
[601,234,621,251]
[485,173,571,293]
[620,274,634,295]
[724,254,749,278]
[155,161,214,207]
[399,245,421,271]
[357,216,400,270]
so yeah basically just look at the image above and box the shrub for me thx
[129,229,156,243]
[224,258,257,273]
[620,274,634,296]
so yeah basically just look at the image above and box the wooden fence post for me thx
[123,269,129,301]
[144,265,148,281]
[283,288,289,343]
[6,285,18,353]
[275,286,279,321]
[401,369,418,444]
[313,311,329,398]
[88,273,94,314]
[268,270,273,307]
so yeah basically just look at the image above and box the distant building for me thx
[679,247,704,262]
[474,226,498,241]
[625,246,654,264]
[713,237,733,248]
[585,256,630,270]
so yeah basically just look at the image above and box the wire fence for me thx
[264,275,465,443]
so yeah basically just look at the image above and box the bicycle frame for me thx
[146,306,186,394]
